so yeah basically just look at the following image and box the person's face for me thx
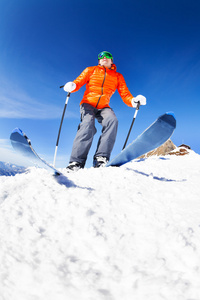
[99,56,113,68]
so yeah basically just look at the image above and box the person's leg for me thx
[69,103,97,166]
[94,107,118,161]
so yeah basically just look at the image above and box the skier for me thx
[64,51,146,170]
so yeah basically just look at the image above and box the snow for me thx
[0,151,200,300]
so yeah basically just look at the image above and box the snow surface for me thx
[0,151,200,300]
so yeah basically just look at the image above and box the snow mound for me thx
[0,151,200,300]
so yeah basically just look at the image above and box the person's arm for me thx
[117,73,146,107]
[117,73,134,107]
[63,67,94,93]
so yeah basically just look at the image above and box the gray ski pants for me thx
[69,103,118,165]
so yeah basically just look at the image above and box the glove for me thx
[63,82,76,92]
[132,95,146,108]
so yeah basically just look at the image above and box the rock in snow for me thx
[0,150,200,300]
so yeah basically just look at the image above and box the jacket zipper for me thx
[96,67,106,108]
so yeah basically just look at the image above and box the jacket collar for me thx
[98,64,117,71]
[111,64,117,71]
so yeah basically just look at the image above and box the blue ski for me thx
[10,128,61,175]
[106,112,176,167]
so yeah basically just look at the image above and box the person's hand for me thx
[131,95,146,107]
[63,82,76,92]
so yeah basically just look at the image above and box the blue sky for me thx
[0,0,200,168]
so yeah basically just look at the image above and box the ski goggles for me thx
[98,51,113,60]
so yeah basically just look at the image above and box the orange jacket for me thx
[72,64,133,109]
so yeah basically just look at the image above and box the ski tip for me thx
[166,111,176,119]
[10,128,23,143]
[11,127,23,136]
[10,128,32,148]
[159,112,176,128]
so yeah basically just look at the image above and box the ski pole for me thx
[53,91,71,167]
[122,101,140,150]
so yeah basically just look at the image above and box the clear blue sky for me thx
[0,0,200,168]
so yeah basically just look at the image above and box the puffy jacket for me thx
[72,64,133,109]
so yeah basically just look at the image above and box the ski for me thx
[106,112,176,167]
[10,128,61,175]
[10,112,176,173]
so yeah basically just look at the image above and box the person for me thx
[63,51,146,171]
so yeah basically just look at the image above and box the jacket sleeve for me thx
[72,67,94,92]
[117,73,133,107]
